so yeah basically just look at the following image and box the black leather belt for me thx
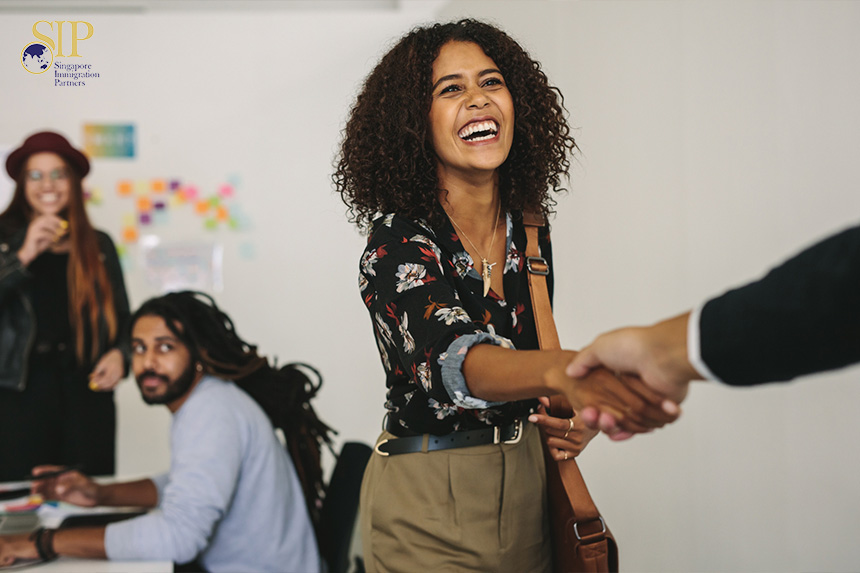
[374,420,524,456]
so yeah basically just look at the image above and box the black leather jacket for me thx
[0,227,130,391]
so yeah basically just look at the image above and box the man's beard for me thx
[136,362,197,405]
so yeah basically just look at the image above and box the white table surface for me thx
[24,557,172,572]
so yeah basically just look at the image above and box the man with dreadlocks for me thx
[0,291,324,572]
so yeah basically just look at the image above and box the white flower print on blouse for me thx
[399,312,415,354]
[473,408,504,424]
[416,218,435,235]
[506,240,523,273]
[362,245,386,277]
[451,251,472,279]
[416,361,431,391]
[374,313,395,347]
[382,213,395,227]
[485,324,514,349]
[435,306,471,325]
[428,398,458,420]
[410,233,439,252]
[410,234,445,273]
[375,335,391,370]
[395,262,429,292]
[358,273,369,292]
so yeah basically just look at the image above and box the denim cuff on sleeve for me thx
[439,331,515,409]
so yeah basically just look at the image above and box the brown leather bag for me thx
[523,213,619,573]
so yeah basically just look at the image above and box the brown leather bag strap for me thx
[523,214,604,527]
[523,212,561,350]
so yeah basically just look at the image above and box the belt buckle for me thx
[494,419,523,445]
[374,439,390,457]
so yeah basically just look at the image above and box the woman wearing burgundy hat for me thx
[0,131,129,481]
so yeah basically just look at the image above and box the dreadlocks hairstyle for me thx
[131,291,335,538]
[334,18,577,232]
[0,158,118,364]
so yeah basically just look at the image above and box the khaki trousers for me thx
[360,422,551,573]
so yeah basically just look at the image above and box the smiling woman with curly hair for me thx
[335,19,671,573]
[335,19,574,231]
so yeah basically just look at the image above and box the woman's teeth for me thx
[459,120,499,141]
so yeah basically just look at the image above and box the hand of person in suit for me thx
[566,313,699,438]
[544,362,681,438]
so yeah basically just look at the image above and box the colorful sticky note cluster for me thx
[109,174,248,244]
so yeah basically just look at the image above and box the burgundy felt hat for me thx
[5,131,90,179]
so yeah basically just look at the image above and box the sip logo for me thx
[20,21,101,86]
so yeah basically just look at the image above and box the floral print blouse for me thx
[359,207,554,436]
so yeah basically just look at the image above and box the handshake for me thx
[562,222,860,441]
[558,312,700,441]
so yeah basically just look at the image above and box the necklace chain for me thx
[447,201,503,297]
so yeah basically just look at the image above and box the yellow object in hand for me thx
[89,379,99,391]
[55,219,70,242]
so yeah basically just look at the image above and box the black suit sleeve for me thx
[700,224,860,386]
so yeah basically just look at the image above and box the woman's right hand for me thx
[16,215,67,266]
[30,465,100,507]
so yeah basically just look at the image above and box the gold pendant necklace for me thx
[447,201,502,297]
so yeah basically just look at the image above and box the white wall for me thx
[2,1,859,571]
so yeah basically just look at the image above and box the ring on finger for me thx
[563,451,569,461]
[562,417,574,439]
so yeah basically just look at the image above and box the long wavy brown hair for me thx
[0,156,117,365]
[334,18,577,232]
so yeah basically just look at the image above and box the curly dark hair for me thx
[334,18,577,232]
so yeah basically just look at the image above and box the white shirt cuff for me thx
[687,301,723,383]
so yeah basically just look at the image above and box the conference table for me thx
[20,557,172,572]
[1,481,172,572]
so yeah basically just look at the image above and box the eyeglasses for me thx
[25,168,69,183]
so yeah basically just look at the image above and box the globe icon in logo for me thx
[22,42,53,74]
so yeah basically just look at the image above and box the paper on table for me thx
[0,489,40,535]
[37,503,146,529]
[0,512,39,535]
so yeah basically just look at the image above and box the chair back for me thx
[319,441,372,573]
